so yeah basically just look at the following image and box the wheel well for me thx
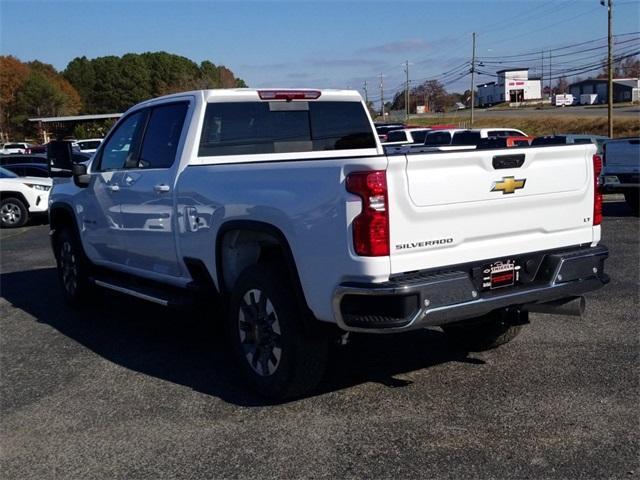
[0,191,30,209]
[218,228,286,292]
[49,204,82,259]
[49,205,75,234]
[216,222,318,330]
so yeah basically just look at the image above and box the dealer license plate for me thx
[482,260,520,290]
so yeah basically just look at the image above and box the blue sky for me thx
[1,0,639,103]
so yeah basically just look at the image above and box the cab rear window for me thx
[199,101,376,157]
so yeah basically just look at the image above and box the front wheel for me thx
[442,309,527,352]
[0,197,28,228]
[55,228,95,306]
[227,263,328,399]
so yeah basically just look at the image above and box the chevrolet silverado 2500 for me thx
[47,89,609,398]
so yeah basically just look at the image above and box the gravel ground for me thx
[1,201,638,479]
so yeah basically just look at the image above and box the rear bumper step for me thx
[333,245,609,333]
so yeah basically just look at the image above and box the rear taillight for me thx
[346,170,389,256]
[593,154,603,225]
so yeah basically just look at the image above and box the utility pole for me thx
[404,60,410,121]
[541,50,544,103]
[379,73,385,120]
[470,32,476,126]
[363,80,368,105]
[603,0,614,137]
[549,51,553,100]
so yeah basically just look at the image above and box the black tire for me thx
[55,227,95,306]
[625,191,639,216]
[227,263,328,399]
[442,309,526,352]
[0,197,28,228]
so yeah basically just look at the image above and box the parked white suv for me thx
[0,166,52,227]
[1,142,30,155]
[76,138,103,153]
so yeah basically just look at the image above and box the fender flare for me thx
[215,220,314,324]
[48,202,85,258]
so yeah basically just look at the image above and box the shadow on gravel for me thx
[1,267,480,406]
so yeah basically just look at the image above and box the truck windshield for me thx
[199,101,376,156]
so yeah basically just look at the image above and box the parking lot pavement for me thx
[1,202,638,479]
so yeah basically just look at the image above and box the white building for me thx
[477,68,542,106]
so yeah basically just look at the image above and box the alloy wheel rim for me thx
[238,288,282,377]
[60,241,78,295]
[1,203,21,225]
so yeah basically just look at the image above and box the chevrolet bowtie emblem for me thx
[491,176,526,194]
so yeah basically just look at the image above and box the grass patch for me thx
[410,115,640,138]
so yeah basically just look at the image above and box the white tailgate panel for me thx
[387,145,597,274]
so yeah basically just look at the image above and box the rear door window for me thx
[199,101,376,157]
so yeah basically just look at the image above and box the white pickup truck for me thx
[47,89,609,398]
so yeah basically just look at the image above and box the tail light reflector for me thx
[593,154,603,225]
[346,170,389,256]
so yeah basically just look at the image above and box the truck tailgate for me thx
[386,144,598,274]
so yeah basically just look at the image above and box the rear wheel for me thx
[55,228,95,305]
[227,263,328,399]
[0,197,28,228]
[442,309,527,352]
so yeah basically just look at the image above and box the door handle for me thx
[154,184,171,193]
[107,185,120,192]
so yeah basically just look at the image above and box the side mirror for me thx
[47,140,74,177]
[72,163,91,188]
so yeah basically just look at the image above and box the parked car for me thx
[450,128,528,146]
[76,138,103,153]
[2,163,50,178]
[374,122,406,142]
[0,166,52,227]
[1,142,31,155]
[0,151,90,166]
[0,154,47,165]
[601,137,640,215]
[47,88,608,398]
[72,152,93,164]
[25,144,47,154]
[531,134,607,152]
[382,128,432,145]
[25,142,84,155]
[423,129,466,146]
[477,136,533,149]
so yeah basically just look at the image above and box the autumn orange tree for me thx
[0,56,82,141]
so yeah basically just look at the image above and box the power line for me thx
[478,35,639,64]
[478,31,638,60]
[482,3,601,48]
